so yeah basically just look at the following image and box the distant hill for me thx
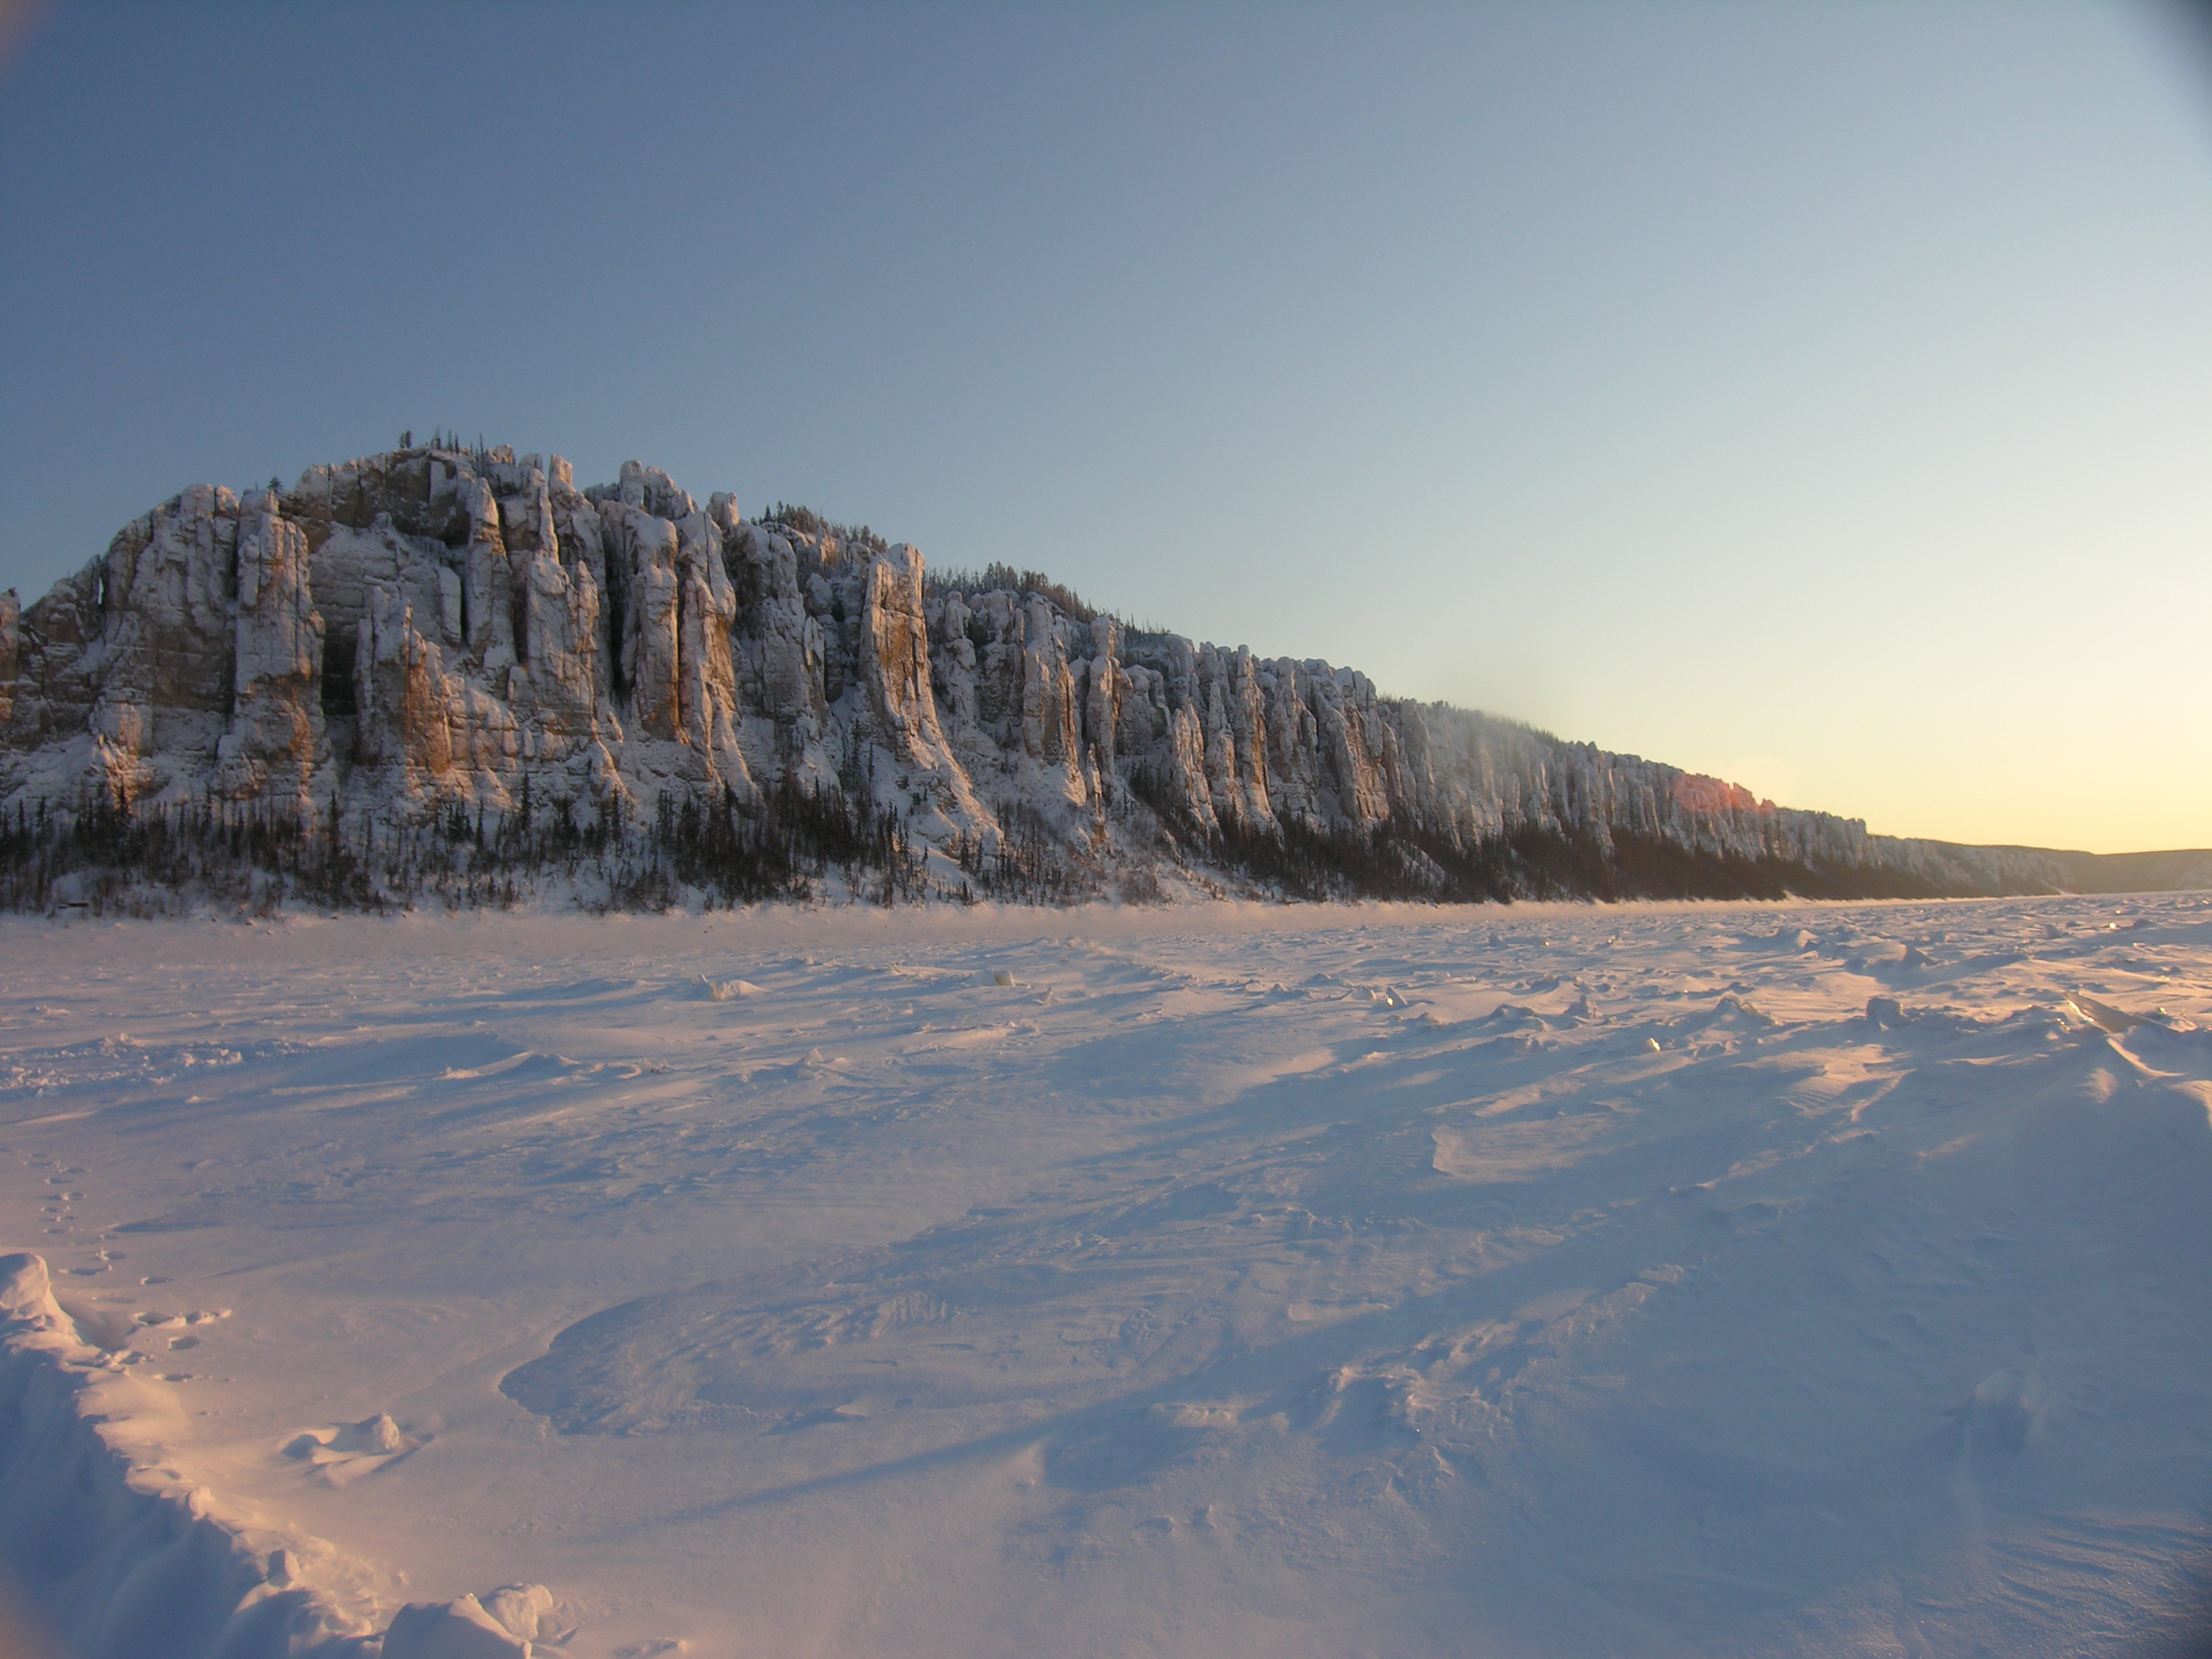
[1984,846,2212,897]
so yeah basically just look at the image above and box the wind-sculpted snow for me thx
[3,442,2182,904]
[1,894,2207,1656]
[0,1252,384,1656]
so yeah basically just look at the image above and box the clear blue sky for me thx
[3,1,2207,853]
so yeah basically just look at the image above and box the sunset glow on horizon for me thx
[1,1,2205,853]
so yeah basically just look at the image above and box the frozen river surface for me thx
[2,894,2209,1658]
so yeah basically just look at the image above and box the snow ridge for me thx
[0,1252,374,1656]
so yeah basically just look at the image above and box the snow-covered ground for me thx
[2,894,2209,1658]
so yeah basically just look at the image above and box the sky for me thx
[1,1,2207,855]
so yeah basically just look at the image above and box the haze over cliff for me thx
[0,441,2198,907]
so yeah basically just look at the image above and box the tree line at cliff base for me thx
[0,778,1974,918]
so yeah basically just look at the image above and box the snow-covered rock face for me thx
[218,495,327,807]
[0,441,2085,896]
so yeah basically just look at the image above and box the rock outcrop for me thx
[0,441,2162,900]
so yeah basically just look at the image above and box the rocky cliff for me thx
[0,442,2166,903]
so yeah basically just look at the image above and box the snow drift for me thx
[0,1252,374,1657]
[3,898,2208,1654]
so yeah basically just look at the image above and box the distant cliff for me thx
[0,441,2198,908]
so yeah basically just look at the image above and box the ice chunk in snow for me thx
[698,976,762,1002]
[381,1593,530,1658]
[336,1413,405,1454]
[284,1414,408,1458]
[281,1412,424,1485]
[0,1253,68,1336]
[2067,992,2146,1033]
[1708,993,1774,1026]
[480,1582,558,1641]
